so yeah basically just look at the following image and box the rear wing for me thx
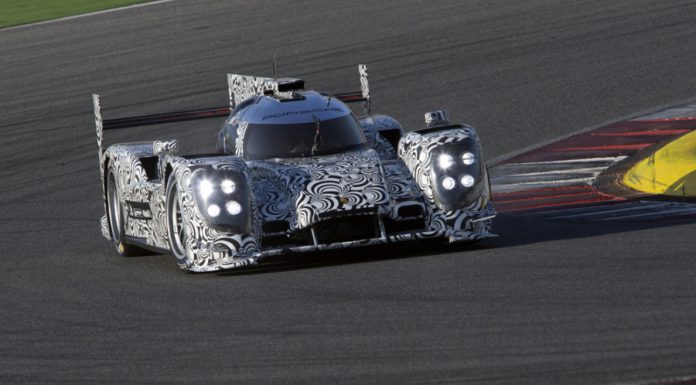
[333,64,371,115]
[93,64,372,157]
[226,64,371,114]
[92,94,230,163]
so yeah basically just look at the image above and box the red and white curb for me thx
[490,103,696,221]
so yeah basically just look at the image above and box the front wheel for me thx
[106,169,144,256]
[166,174,188,264]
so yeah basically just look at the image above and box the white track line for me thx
[502,156,627,165]
[492,178,594,193]
[523,202,625,217]
[493,177,594,188]
[1,0,177,32]
[544,202,668,219]
[597,206,696,221]
[630,104,696,120]
[507,166,607,177]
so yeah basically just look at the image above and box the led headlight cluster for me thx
[191,168,251,233]
[197,177,241,217]
[436,150,478,190]
[430,139,484,211]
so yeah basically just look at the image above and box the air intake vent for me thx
[314,215,379,244]
[397,203,424,219]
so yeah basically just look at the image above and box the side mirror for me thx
[153,140,178,157]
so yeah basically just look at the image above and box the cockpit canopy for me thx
[219,91,367,160]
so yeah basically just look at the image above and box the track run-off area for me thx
[1,1,696,384]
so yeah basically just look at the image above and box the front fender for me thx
[166,155,261,270]
[398,125,490,212]
[360,114,404,160]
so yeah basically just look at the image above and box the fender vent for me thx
[378,129,402,151]
[396,203,424,219]
[140,156,159,180]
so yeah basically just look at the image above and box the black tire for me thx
[166,174,188,264]
[106,169,143,257]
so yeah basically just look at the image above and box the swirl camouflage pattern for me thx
[94,65,496,272]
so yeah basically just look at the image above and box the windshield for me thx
[244,115,367,160]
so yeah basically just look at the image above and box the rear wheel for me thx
[166,174,188,263]
[106,169,142,256]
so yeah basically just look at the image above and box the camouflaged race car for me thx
[93,65,496,272]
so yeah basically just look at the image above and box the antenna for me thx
[312,113,322,155]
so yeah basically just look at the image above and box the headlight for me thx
[442,177,456,190]
[438,154,454,170]
[429,137,485,211]
[221,179,236,194]
[461,152,475,165]
[191,168,251,233]
[225,200,242,215]
[198,179,214,200]
[207,204,221,217]
[460,174,475,188]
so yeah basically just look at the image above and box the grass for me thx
[0,0,155,28]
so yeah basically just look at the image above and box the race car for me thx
[93,65,496,272]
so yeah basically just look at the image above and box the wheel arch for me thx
[102,154,113,222]
[163,163,174,190]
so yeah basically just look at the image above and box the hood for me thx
[250,149,389,230]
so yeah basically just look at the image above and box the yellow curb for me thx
[623,130,696,197]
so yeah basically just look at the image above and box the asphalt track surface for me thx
[2,1,696,384]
